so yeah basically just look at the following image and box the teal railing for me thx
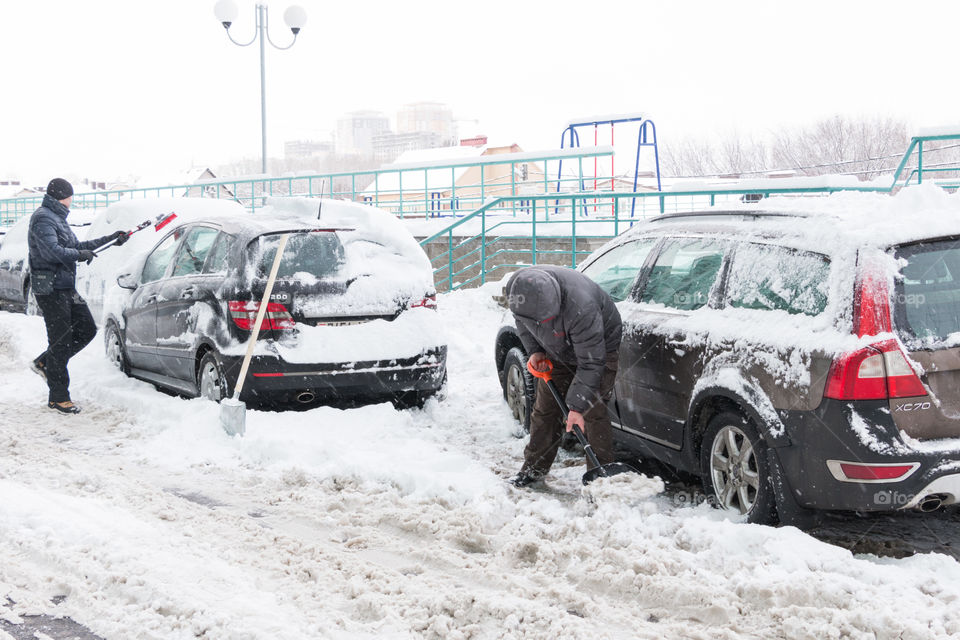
[891,132,960,190]
[419,184,890,292]
[0,147,615,227]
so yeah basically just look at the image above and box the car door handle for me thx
[145,294,158,304]
[180,287,195,300]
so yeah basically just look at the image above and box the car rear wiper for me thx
[346,274,372,287]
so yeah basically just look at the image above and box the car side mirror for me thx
[117,273,138,290]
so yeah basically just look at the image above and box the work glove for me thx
[77,250,96,265]
[111,230,129,246]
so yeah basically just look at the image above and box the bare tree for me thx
[770,116,908,179]
[662,115,916,180]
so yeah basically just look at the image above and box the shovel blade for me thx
[220,397,246,436]
[581,461,637,485]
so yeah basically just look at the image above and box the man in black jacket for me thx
[505,265,622,487]
[27,178,128,414]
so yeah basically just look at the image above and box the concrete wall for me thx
[418,235,611,292]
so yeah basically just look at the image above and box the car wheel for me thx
[699,410,777,525]
[24,281,39,316]
[198,351,228,402]
[502,347,534,432]
[104,322,130,374]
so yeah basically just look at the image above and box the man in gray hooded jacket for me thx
[505,265,622,487]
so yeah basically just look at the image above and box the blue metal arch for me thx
[556,114,662,217]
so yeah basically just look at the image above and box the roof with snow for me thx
[624,184,960,253]
[364,146,487,194]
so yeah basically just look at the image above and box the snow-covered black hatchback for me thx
[81,197,446,408]
[496,188,960,525]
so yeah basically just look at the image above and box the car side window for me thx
[726,243,830,316]
[638,238,725,310]
[202,232,235,275]
[580,238,657,302]
[170,227,219,278]
[141,229,185,284]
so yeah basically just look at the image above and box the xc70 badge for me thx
[894,401,932,412]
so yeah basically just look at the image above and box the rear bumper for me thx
[776,399,960,512]
[221,347,447,405]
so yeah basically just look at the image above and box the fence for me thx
[0,147,617,227]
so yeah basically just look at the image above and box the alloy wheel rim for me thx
[106,332,123,369]
[709,425,760,514]
[200,361,223,401]
[506,364,526,423]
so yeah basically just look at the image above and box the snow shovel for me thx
[220,233,290,436]
[93,211,178,254]
[526,358,636,485]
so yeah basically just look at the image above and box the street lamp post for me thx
[214,0,307,175]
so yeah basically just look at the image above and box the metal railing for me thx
[0,147,617,227]
[419,184,889,292]
[891,132,960,190]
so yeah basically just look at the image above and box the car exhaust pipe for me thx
[916,494,945,513]
[296,391,315,404]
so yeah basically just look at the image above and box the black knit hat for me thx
[46,178,73,201]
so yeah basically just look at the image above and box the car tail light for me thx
[410,295,437,310]
[853,256,892,337]
[228,301,296,331]
[825,255,926,400]
[827,460,920,482]
[824,339,926,400]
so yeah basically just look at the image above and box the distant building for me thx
[0,180,38,199]
[336,111,390,156]
[362,143,548,215]
[284,139,333,160]
[397,102,457,147]
[372,130,444,164]
[113,168,234,199]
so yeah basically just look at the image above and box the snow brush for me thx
[526,358,637,485]
[93,211,178,254]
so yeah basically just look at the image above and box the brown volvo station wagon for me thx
[496,203,960,525]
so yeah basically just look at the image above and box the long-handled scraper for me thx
[220,233,290,436]
[526,358,637,484]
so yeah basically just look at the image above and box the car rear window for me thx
[251,231,345,280]
[726,243,830,317]
[894,239,960,346]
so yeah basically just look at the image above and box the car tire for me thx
[197,351,229,403]
[502,347,534,432]
[104,322,130,375]
[699,410,777,525]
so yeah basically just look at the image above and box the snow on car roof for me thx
[633,184,960,253]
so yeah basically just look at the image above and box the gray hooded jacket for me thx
[506,265,622,414]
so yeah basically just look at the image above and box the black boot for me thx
[509,469,544,488]
[48,401,81,414]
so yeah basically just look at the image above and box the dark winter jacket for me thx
[506,265,622,414]
[28,195,110,291]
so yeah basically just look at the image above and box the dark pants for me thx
[522,352,619,476]
[34,289,97,403]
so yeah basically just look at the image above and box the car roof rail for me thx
[648,210,813,224]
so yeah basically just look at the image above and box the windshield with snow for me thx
[894,239,960,347]
[252,232,346,281]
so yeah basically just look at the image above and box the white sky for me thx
[3,0,960,183]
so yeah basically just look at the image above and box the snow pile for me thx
[1,230,960,638]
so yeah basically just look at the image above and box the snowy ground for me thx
[1,284,960,640]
